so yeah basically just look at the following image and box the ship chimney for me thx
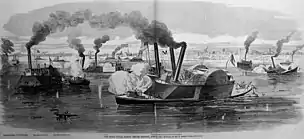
[173,42,187,82]
[79,52,85,69]
[26,47,33,74]
[271,56,276,68]
[169,47,176,76]
[153,43,161,78]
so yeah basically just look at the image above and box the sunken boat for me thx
[17,47,63,92]
[115,42,253,105]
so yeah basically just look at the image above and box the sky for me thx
[0,0,304,29]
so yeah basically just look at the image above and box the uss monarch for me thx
[113,42,240,105]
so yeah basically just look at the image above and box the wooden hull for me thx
[266,67,298,75]
[237,61,253,71]
[115,85,253,105]
[17,75,62,92]
[17,66,63,90]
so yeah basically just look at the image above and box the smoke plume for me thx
[27,9,184,53]
[26,9,92,49]
[112,44,129,58]
[88,11,184,48]
[68,38,85,56]
[93,35,110,66]
[1,38,14,55]
[273,31,296,57]
[244,31,258,60]
[292,44,304,56]
[93,35,110,53]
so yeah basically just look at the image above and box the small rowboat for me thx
[115,85,254,105]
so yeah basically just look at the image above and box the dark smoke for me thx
[68,38,85,68]
[26,9,92,49]
[112,44,129,58]
[69,38,85,54]
[93,35,110,53]
[244,31,259,60]
[1,38,14,55]
[88,11,183,48]
[273,31,295,57]
[89,11,125,29]
[27,9,183,55]
[292,44,304,56]
[125,11,149,42]
[93,35,110,66]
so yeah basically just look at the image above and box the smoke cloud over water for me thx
[274,31,296,57]
[292,44,304,56]
[28,9,185,51]
[112,44,129,58]
[26,9,93,49]
[93,35,110,54]
[88,11,184,49]
[244,31,259,59]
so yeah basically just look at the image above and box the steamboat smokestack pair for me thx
[153,42,187,82]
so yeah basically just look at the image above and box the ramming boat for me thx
[264,52,299,75]
[114,42,254,105]
[17,64,63,91]
[17,46,63,92]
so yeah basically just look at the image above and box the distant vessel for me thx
[237,60,253,71]
[265,32,298,75]
[53,56,67,62]
[236,31,259,71]
[11,54,20,66]
[17,64,63,92]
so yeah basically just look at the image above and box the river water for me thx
[0,61,303,138]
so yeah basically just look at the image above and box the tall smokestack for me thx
[169,47,176,76]
[25,42,33,74]
[173,42,187,82]
[153,43,161,78]
[79,52,85,69]
[27,48,32,70]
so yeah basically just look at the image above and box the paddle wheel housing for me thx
[148,42,235,100]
